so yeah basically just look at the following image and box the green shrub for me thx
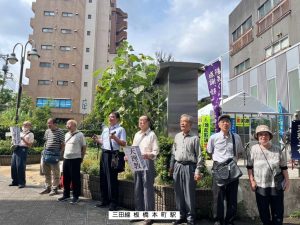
[290,210,300,218]
[0,139,43,155]
[155,136,173,185]
[81,147,100,176]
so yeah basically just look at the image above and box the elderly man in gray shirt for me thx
[169,114,204,225]
[207,114,243,225]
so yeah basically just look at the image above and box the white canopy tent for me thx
[198,92,276,117]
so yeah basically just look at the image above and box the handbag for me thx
[214,133,243,186]
[259,145,285,191]
[111,151,125,173]
[43,149,61,164]
[214,158,243,186]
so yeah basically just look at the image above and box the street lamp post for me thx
[7,40,40,124]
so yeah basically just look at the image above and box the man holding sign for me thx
[128,115,159,225]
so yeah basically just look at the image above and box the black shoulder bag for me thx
[258,145,284,191]
[214,133,243,186]
[110,132,125,173]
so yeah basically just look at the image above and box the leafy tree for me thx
[31,105,52,130]
[92,41,164,143]
[155,51,174,63]
[0,89,14,111]
[0,93,51,128]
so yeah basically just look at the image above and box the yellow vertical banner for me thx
[200,116,211,150]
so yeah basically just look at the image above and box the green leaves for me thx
[91,41,164,143]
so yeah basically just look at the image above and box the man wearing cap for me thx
[207,115,243,225]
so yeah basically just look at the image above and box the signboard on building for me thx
[230,118,237,133]
[291,120,300,160]
[236,116,250,127]
[200,116,211,149]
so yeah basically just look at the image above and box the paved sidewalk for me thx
[0,174,298,225]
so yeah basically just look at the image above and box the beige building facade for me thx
[24,0,127,122]
[228,0,300,113]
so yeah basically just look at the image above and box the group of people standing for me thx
[8,112,290,225]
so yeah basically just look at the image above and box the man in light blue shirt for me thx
[93,111,126,211]
[207,115,243,225]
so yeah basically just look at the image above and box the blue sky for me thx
[0,0,240,99]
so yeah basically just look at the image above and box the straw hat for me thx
[254,125,273,140]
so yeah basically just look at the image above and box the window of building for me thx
[85,65,89,69]
[61,29,72,34]
[288,68,300,113]
[234,58,250,75]
[237,76,244,92]
[86,48,90,53]
[57,80,68,86]
[84,82,88,87]
[250,85,258,98]
[44,11,55,16]
[40,62,51,68]
[267,78,277,109]
[265,36,289,58]
[88,14,92,19]
[87,31,91,36]
[38,80,51,85]
[41,44,53,50]
[232,16,252,42]
[62,12,73,17]
[58,63,69,69]
[60,46,71,51]
[36,98,72,108]
[89,0,92,3]
[258,0,282,20]
[42,28,53,33]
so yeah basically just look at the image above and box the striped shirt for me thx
[44,128,64,151]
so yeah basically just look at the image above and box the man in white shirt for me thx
[58,120,86,204]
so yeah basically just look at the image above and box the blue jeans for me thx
[11,146,28,185]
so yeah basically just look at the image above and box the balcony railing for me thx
[230,28,254,56]
[257,0,291,36]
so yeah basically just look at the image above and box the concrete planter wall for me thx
[81,173,213,218]
[0,154,41,166]
[239,178,300,217]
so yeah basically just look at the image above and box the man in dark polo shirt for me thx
[40,118,65,196]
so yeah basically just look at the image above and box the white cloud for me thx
[1,0,240,99]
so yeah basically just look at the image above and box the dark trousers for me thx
[100,151,118,205]
[63,158,82,198]
[173,162,196,222]
[255,191,284,225]
[212,173,239,224]
[11,146,28,185]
